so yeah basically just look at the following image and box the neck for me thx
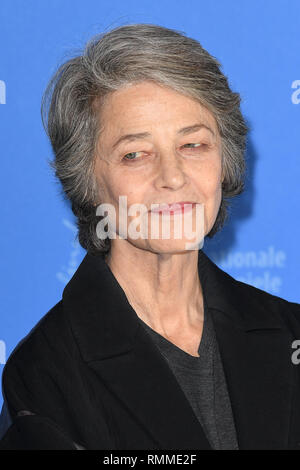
[104,239,204,336]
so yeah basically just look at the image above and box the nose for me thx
[153,150,187,191]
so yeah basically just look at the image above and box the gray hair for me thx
[41,23,249,255]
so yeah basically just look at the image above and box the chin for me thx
[141,238,204,254]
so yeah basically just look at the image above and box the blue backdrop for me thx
[0,0,299,408]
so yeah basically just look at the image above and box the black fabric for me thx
[138,295,239,450]
[0,249,300,449]
[0,414,79,450]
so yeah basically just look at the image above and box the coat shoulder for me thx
[0,299,113,449]
[3,299,79,374]
[1,299,82,420]
[229,273,300,330]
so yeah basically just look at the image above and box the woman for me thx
[1,23,300,450]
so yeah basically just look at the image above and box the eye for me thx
[182,143,204,149]
[122,151,144,162]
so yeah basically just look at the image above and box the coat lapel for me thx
[211,309,294,449]
[62,249,295,450]
[199,251,295,449]
[87,326,212,449]
[62,250,211,449]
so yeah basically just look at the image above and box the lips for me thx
[150,202,196,214]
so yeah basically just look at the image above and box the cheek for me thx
[94,156,147,211]
[193,163,222,199]
[99,170,145,208]
[111,175,138,202]
[95,160,125,201]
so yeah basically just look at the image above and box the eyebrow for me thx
[111,123,215,150]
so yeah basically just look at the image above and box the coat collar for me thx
[62,248,294,449]
[62,248,284,363]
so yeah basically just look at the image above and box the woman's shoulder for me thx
[2,299,81,390]
[229,273,300,330]
[201,250,300,329]
[0,300,96,448]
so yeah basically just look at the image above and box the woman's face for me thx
[94,80,223,254]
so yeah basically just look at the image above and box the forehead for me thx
[99,81,218,134]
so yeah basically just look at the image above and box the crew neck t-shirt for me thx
[137,300,239,450]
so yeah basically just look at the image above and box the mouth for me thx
[149,201,197,215]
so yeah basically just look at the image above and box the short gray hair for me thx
[41,23,249,255]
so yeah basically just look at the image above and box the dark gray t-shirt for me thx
[137,301,239,450]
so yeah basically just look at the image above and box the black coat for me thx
[1,249,300,450]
